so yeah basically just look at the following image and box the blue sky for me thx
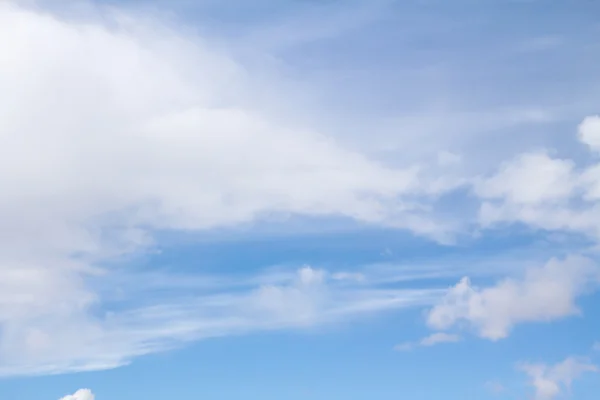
[1,0,600,399]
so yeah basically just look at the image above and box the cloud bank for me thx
[0,2,454,376]
[2,0,600,380]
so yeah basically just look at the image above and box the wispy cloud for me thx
[0,264,445,376]
[394,332,461,351]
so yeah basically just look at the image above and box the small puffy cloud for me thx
[426,256,599,340]
[578,115,600,153]
[59,389,94,400]
[593,342,600,352]
[394,332,460,351]
[519,357,597,400]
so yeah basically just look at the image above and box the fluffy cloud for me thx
[519,357,598,400]
[59,389,94,400]
[578,116,600,153]
[475,114,600,239]
[426,256,600,340]
[476,152,575,206]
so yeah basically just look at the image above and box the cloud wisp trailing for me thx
[0,264,444,376]
[394,332,461,351]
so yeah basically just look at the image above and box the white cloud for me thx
[426,256,600,340]
[0,263,443,376]
[475,115,600,239]
[2,0,600,379]
[60,389,95,400]
[0,2,458,376]
[578,116,600,153]
[394,332,460,351]
[475,152,575,206]
[519,357,598,400]
[250,266,327,326]
[419,332,461,346]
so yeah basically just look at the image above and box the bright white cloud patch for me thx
[427,256,600,340]
[59,389,95,400]
[578,116,600,153]
[519,357,598,400]
[475,117,600,239]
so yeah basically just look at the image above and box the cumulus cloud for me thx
[59,389,94,400]
[426,256,600,340]
[519,357,598,400]
[578,116,600,153]
[475,115,600,239]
